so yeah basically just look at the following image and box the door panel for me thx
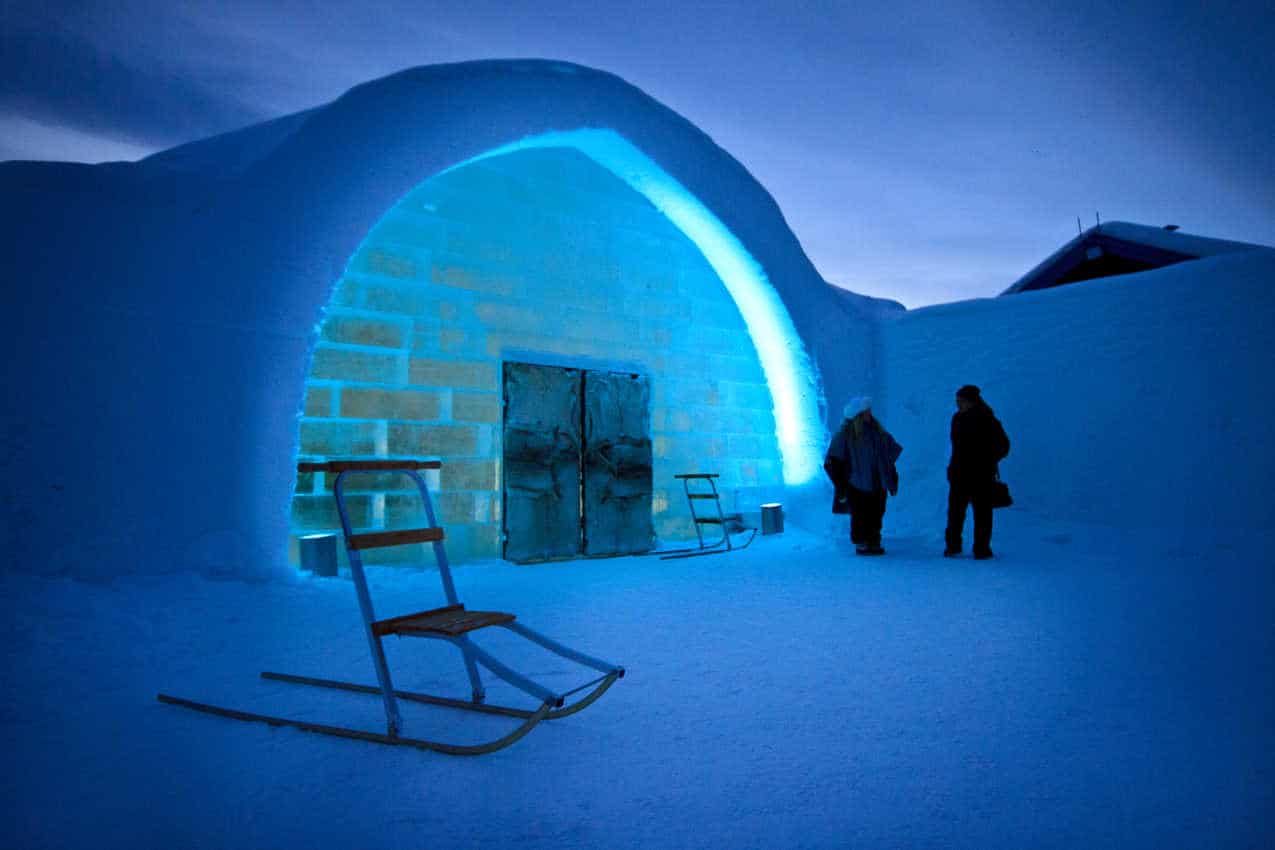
[502,363,582,563]
[583,371,653,556]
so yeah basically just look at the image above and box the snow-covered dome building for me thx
[4,59,1273,582]
[0,60,893,576]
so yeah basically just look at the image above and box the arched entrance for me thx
[290,135,818,565]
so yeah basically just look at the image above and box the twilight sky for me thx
[2,1,1272,307]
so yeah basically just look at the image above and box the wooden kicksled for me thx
[158,459,624,755]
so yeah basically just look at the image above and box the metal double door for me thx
[502,362,652,563]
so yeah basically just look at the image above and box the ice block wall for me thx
[292,147,784,562]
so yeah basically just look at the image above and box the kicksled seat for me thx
[158,459,624,756]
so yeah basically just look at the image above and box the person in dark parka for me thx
[944,384,1010,559]
[824,396,903,555]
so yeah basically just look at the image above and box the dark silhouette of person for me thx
[944,385,1010,559]
[824,396,903,555]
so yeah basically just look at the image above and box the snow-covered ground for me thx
[5,511,1270,849]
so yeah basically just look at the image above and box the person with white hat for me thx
[823,396,903,555]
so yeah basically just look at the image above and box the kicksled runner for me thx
[158,459,624,756]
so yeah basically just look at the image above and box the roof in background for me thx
[1001,221,1268,295]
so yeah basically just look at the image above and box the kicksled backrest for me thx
[295,460,459,620]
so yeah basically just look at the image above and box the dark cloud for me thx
[0,13,270,149]
[1003,1,1275,190]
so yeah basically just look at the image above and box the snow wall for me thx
[874,247,1275,542]
[0,60,880,581]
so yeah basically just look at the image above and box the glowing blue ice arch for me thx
[447,129,823,485]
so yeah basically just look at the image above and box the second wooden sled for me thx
[157,459,624,756]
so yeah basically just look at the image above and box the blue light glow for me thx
[446,129,824,485]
